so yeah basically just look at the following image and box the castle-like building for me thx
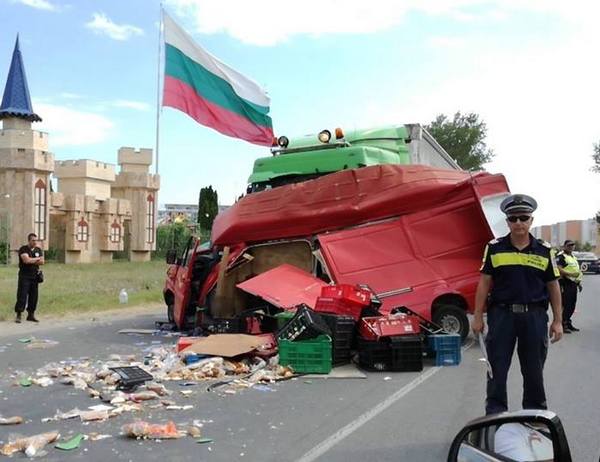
[0,37,160,264]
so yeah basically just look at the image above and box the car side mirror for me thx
[166,249,177,265]
[447,410,572,462]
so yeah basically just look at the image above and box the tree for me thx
[592,141,600,173]
[198,186,219,233]
[426,112,494,171]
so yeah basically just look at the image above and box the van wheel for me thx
[167,304,174,324]
[433,305,469,342]
[580,262,589,273]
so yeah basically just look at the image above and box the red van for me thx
[163,164,510,339]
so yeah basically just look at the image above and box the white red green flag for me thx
[162,12,273,146]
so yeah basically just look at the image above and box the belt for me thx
[494,303,547,313]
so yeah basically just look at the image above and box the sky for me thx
[1,0,599,226]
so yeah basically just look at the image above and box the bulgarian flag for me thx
[162,12,273,146]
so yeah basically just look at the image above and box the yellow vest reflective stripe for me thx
[563,253,582,282]
[491,252,549,271]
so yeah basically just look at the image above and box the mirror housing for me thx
[447,410,572,462]
[165,249,177,265]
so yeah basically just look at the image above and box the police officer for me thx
[556,239,582,333]
[14,232,44,323]
[471,194,563,415]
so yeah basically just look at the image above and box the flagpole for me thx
[155,2,163,176]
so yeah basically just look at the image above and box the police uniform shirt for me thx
[480,234,559,304]
[18,245,42,278]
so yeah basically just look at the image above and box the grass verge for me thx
[0,260,166,321]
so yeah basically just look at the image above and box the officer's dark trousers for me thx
[485,306,549,415]
[560,280,577,326]
[14,276,39,315]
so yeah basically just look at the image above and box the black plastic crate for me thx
[277,304,331,341]
[110,366,154,391]
[320,313,356,366]
[358,335,423,372]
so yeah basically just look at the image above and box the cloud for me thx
[164,0,600,46]
[427,36,466,49]
[111,100,151,111]
[34,102,114,146]
[85,12,144,41]
[12,0,57,11]
[345,26,600,225]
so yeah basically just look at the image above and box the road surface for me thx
[0,275,598,461]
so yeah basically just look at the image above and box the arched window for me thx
[76,218,89,242]
[34,179,46,241]
[146,194,155,243]
[110,221,121,243]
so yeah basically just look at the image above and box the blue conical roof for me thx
[0,36,41,122]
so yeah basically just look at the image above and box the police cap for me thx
[500,194,537,215]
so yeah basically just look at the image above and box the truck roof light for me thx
[318,130,331,144]
[335,127,344,139]
[277,136,289,148]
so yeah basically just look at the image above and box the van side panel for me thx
[318,196,493,318]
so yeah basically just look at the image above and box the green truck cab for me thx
[247,124,460,193]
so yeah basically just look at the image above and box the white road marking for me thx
[296,340,474,462]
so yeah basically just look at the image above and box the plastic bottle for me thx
[119,288,128,304]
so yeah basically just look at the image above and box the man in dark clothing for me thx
[15,233,44,323]
[471,194,563,415]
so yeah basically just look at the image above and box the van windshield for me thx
[481,194,510,238]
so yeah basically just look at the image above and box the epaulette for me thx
[537,239,552,249]
[488,238,499,245]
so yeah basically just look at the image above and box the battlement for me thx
[55,159,116,181]
[118,147,153,173]
[0,148,54,172]
[0,127,49,151]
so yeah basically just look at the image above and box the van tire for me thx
[433,304,469,342]
[580,262,589,273]
[167,304,174,324]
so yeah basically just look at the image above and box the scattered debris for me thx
[0,415,23,425]
[80,409,110,422]
[0,431,60,457]
[122,420,181,439]
[55,433,84,451]
[25,339,59,350]
[196,438,213,444]
[19,377,32,387]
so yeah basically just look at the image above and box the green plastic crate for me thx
[275,310,296,329]
[278,335,332,374]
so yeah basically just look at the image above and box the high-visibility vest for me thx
[562,253,582,283]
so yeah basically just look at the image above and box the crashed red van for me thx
[163,164,510,340]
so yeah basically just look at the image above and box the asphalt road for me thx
[0,275,598,461]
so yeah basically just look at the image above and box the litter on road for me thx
[0,415,23,425]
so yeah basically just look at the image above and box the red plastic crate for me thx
[314,297,364,320]
[320,284,371,306]
[315,284,372,320]
[359,314,421,341]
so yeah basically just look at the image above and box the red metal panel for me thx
[236,264,327,309]
[212,164,500,246]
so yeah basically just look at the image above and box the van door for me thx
[173,237,199,329]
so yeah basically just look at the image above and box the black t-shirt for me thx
[18,245,42,278]
[480,234,559,304]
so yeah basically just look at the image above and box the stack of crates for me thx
[357,335,423,372]
[277,305,333,374]
[320,313,356,366]
[427,334,462,366]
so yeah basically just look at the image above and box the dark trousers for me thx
[14,275,39,315]
[485,306,549,415]
[560,280,577,326]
